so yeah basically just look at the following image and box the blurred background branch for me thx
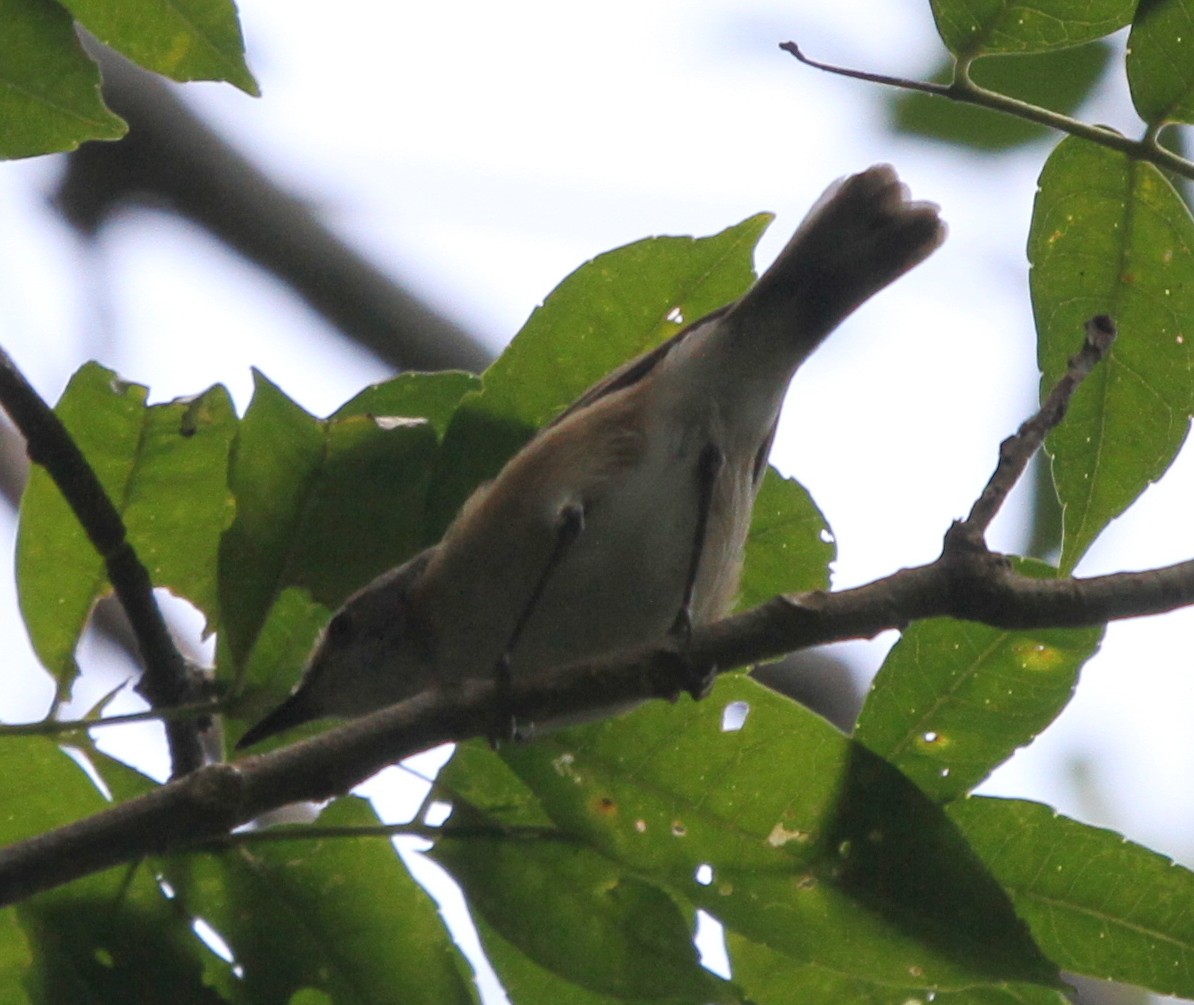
[54,48,493,375]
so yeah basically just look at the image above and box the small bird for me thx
[237,165,945,749]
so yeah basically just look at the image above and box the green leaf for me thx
[930,0,1134,57]
[854,560,1103,802]
[218,370,465,675]
[481,214,771,429]
[0,738,220,1004]
[951,797,1194,997]
[0,907,35,1005]
[0,0,125,159]
[437,752,729,1000]
[1127,0,1194,126]
[729,931,1070,1005]
[469,911,713,1005]
[737,468,834,610]
[1029,137,1194,571]
[1025,452,1065,560]
[159,797,476,1005]
[335,370,481,436]
[438,678,1060,992]
[81,745,159,802]
[58,0,258,94]
[429,215,772,531]
[435,834,735,1002]
[223,586,332,736]
[891,42,1112,152]
[20,865,225,1005]
[16,364,236,697]
[0,737,108,845]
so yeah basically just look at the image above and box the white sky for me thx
[2,0,1193,995]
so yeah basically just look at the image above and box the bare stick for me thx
[958,315,1116,541]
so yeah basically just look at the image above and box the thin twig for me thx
[779,43,1194,183]
[0,347,204,777]
[960,315,1116,539]
[0,699,224,737]
[211,821,569,846]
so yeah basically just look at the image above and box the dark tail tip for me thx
[733,164,945,344]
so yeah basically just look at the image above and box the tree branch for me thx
[956,314,1115,541]
[780,43,1194,183]
[0,348,204,777]
[4,546,1194,905]
[0,316,1156,901]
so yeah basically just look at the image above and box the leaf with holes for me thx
[437,678,1059,993]
[435,830,736,1002]
[855,560,1103,802]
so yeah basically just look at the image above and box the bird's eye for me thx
[325,610,354,646]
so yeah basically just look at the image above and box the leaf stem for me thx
[779,42,1194,182]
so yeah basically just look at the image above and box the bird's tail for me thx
[725,164,945,361]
